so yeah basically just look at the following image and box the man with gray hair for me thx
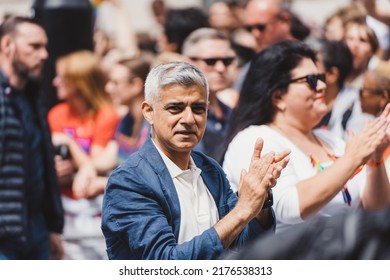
[101,62,290,260]
[182,27,236,161]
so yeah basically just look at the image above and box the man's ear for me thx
[380,90,390,111]
[279,10,291,24]
[142,101,154,126]
[1,35,15,55]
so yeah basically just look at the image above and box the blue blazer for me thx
[101,137,275,260]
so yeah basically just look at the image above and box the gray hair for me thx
[144,61,209,106]
[182,27,230,57]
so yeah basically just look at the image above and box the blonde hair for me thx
[344,21,379,53]
[325,4,366,29]
[56,50,111,114]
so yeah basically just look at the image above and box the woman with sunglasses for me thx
[222,40,390,234]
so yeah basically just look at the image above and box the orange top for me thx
[48,102,120,153]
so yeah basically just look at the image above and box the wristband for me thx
[262,189,273,209]
[235,189,274,209]
[366,157,385,167]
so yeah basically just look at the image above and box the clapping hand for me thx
[372,103,390,161]
[236,138,290,218]
[344,104,389,166]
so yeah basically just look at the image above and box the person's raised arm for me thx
[361,103,390,210]
[296,115,389,220]
[214,138,290,248]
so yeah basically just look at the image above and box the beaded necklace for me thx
[310,154,352,206]
[310,136,363,207]
[271,124,362,207]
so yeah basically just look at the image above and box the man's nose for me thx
[214,59,227,72]
[40,47,49,60]
[181,106,196,124]
[251,28,265,39]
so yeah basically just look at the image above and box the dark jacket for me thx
[0,71,63,240]
[102,136,275,260]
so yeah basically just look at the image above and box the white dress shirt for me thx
[153,141,219,244]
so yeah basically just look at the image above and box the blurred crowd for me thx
[0,0,389,260]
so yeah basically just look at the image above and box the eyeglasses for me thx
[288,74,326,90]
[244,23,267,33]
[244,15,281,33]
[189,57,235,66]
[359,88,385,96]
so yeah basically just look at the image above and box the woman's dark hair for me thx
[290,12,311,41]
[221,40,317,162]
[164,8,209,53]
[317,39,353,89]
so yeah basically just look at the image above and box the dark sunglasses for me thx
[189,57,235,66]
[288,74,326,90]
[244,23,267,33]
[359,88,385,96]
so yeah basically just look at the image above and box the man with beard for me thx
[0,16,64,259]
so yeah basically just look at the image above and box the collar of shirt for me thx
[151,139,201,179]
[151,140,218,244]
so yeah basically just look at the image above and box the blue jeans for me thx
[0,213,51,260]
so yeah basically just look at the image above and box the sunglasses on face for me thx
[359,88,385,96]
[189,57,235,66]
[288,73,326,90]
[244,23,267,33]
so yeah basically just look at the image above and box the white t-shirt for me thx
[223,125,366,233]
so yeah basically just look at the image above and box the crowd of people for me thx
[0,0,389,260]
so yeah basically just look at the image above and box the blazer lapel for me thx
[138,137,182,238]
